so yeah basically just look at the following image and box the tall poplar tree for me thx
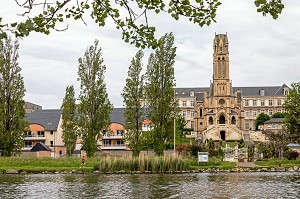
[122,50,144,157]
[61,85,77,157]
[145,33,176,156]
[0,37,27,156]
[283,82,300,142]
[77,40,113,157]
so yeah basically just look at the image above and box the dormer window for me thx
[190,91,194,97]
[283,88,289,96]
[259,89,265,96]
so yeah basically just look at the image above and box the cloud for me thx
[1,0,299,109]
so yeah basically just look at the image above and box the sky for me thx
[1,1,299,109]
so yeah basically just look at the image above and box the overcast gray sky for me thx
[1,1,299,109]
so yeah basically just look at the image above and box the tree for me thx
[283,82,300,143]
[272,112,286,118]
[145,32,176,156]
[263,129,290,159]
[77,40,113,157]
[175,114,187,144]
[0,1,285,47]
[0,37,27,156]
[255,113,270,130]
[121,49,145,157]
[61,85,77,157]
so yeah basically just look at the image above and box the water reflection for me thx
[0,173,299,198]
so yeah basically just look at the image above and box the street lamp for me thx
[173,91,176,156]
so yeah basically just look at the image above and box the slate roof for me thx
[175,84,289,98]
[110,108,126,125]
[24,109,62,131]
[264,118,285,124]
[31,142,51,151]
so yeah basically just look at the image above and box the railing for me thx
[23,135,46,140]
[103,134,124,139]
[101,144,126,150]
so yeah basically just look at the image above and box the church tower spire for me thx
[212,33,231,96]
[213,33,229,80]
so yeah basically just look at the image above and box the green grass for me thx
[0,157,95,173]
[190,157,236,170]
[255,159,300,168]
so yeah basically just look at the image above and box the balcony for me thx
[23,135,46,141]
[101,144,126,150]
[102,134,124,139]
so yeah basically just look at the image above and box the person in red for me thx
[80,155,86,168]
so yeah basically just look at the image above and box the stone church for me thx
[175,33,290,142]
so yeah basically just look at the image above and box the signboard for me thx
[198,152,209,163]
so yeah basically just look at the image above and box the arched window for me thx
[209,117,213,125]
[219,115,225,124]
[231,116,236,125]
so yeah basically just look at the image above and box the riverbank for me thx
[1,157,300,174]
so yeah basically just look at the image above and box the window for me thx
[245,123,249,129]
[284,89,289,96]
[253,100,257,106]
[272,124,276,129]
[37,131,45,137]
[103,140,110,146]
[191,121,194,129]
[261,100,265,106]
[277,99,281,106]
[25,141,32,147]
[253,110,257,117]
[244,100,249,106]
[269,110,273,116]
[50,141,54,147]
[50,131,53,135]
[278,124,282,129]
[190,91,194,97]
[117,130,124,136]
[269,100,273,106]
[257,110,261,114]
[117,140,123,145]
[209,117,213,125]
[191,111,194,118]
[260,89,265,96]
[190,101,194,107]
[27,131,33,137]
[245,111,249,117]
[277,109,281,113]
[200,109,203,117]
[182,101,186,107]
[182,111,187,117]
[261,110,264,114]
[267,125,271,129]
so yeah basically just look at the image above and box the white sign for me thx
[198,152,209,162]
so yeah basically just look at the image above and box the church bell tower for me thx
[213,33,231,96]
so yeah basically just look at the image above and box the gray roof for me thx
[110,108,126,126]
[31,142,51,151]
[175,84,289,98]
[264,118,285,124]
[24,109,62,131]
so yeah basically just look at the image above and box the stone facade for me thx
[175,33,290,142]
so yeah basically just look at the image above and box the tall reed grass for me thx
[93,155,192,173]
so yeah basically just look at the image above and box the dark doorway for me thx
[209,117,213,125]
[219,115,225,124]
[231,116,236,125]
[220,131,226,141]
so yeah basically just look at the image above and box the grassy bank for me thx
[0,157,95,172]
[0,156,194,173]
[255,159,300,168]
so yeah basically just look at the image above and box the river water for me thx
[0,172,299,198]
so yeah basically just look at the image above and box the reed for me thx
[94,155,191,173]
